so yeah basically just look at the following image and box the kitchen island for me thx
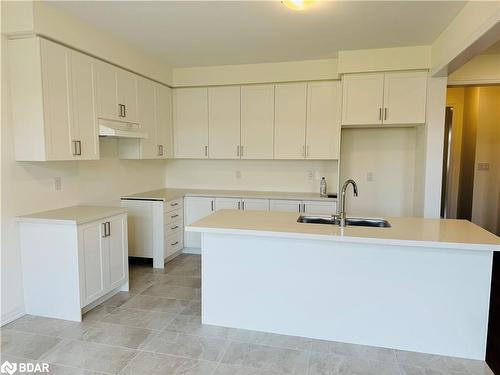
[186,210,500,360]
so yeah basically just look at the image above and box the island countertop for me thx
[121,188,337,202]
[186,209,500,251]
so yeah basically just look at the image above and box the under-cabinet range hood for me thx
[98,119,148,139]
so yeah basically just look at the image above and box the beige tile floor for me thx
[0,254,495,375]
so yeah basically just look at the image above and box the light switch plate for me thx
[477,163,490,171]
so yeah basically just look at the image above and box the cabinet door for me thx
[137,78,157,159]
[70,51,99,160]
[173,88,209,159]
[303,200,337,215]
[215,197,241,210]
[383,71,427,125]
[208,86,241,159]
[184,197,215,248]
[107,215,128,290]
[274,83,307,159]
[242,198,269,211]
[241,85,275,159]
[341,73,384,126]
[269,199,302,213]
[94,61,119,121]
[116,69,138,123]
[40,39,74,160]
[80,222,106,306]
[306,81,341,160]
[155,84,173,158]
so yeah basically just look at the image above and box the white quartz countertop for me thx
[17,205,127,225]
[186,210,500,251]
[121,188,337,202]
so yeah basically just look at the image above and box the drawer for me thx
[166,231,183,256]
[165,219,183,237]
[165,198,183,213]
[165,208,183,224]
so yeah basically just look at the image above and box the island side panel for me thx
[201,232,493,360]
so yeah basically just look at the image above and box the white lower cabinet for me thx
[121,198,183,269]
[184,197,215,249]
[241,198,269,211]
[303,200,337,215]
[269,199,303,213]
[215,197,241,210]
[19,212,128,322]
[270,199,337,214]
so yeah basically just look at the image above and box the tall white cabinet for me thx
[173,88,209,158]
[18,207,128,322]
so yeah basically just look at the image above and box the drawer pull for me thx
[170,202,179,206]
[171,214,179,219]
[171,241,179,246]
[171,225,179,230]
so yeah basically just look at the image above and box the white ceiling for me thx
[49,1,466,68]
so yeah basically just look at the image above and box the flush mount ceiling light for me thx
[282,0,315,11]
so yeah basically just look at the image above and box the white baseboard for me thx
[1,307,25,327]
[182,247,201,255]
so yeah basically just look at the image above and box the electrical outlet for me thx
[54,177,62,191]
[308,171,314,180]
[366,172,374,182]
[235,171,241,179]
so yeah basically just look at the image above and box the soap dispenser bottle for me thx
[320,177,327,197]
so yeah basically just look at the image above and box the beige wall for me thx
[0,34,168,322]
[471,86,500,235]
[340,128,418,218]
[165,160,339,194]
[448,53,500,85]
[337,46,431,74]
[173,59,338,87]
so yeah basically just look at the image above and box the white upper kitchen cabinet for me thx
[306,81,341,160]
[383,71,427,125]
[8,37,98,161]
[155,84,173,159]
[341,73,384,126]
[95,61,138,124]
[119,81,173,159]
[274,83,307,159]
[208,86,241,159]
[130,78,157,158]
[116,69,138,123]
[94,60,120,121]
[241,84,275,159]
[173,87,209,159]
[70,50,99,160]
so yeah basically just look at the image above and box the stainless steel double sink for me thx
[297,215,391,228]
